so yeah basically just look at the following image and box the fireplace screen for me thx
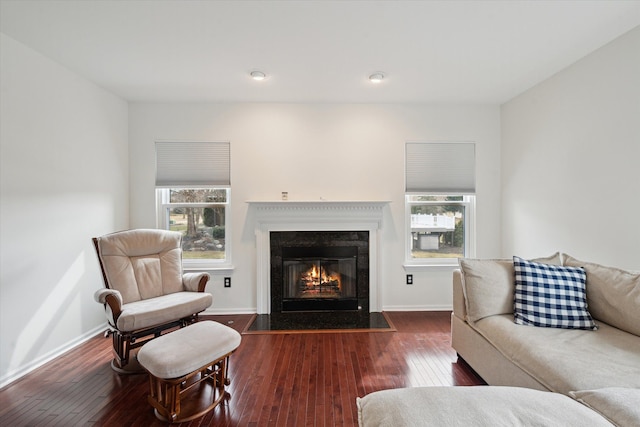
[281,246,358,311]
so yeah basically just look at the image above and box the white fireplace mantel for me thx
[248,200,389,314]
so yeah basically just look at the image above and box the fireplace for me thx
[249,200,387,314]
[270,231,369,313]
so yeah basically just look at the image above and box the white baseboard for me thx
[0,323,107,390]
[202,307,257,315]
[382,304,453,312]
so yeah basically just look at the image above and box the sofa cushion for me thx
[513,256,596,330]
[356,386,614,427]
[569,387,640,427]
[472,314,640,394]
[459,253,561,323]
[459,259,514,323]
[116,291,213,331]
[563,254,640,337]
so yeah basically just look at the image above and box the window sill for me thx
[183,264,235,274]
[403,263,460,272]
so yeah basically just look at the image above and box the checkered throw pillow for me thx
[513,256,597,330]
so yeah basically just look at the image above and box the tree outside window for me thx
[161,188,229,262]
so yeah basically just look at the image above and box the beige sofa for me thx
[452,253,640,392]
[450,253,640,424]
[357,254,640,426]
[357,254,639,426]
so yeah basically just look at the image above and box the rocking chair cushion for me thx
[115,291,213,332]
[96,229,184,303]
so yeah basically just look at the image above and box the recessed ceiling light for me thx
[369,72,385,83]
[250,70,266,81]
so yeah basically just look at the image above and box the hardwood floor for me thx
[0,312,485,426]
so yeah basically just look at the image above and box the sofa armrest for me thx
[183,272,210,292]
[453,269,467,321]
[94,288,123,325]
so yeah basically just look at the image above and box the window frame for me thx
[404,194,476,269]
[156,187,233,271]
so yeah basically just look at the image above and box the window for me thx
[406,195,474,263]
[155,141,231,269]
[405,142,475,266]
[157,188,230,266]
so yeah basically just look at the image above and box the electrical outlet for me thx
[224,277,231,288]
[406,274,413,285]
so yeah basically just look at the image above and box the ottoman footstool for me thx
[356,386,616,427]
[137,320,241,423]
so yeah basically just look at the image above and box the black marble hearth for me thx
[245,311,392,332]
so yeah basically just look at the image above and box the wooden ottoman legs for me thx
[137,321,242,423]
[147,353,233,423]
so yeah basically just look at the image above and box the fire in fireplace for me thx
[282,246,357,311]
[297,264,341,297]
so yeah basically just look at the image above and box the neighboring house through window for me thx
[155,141,232,270]
[405,142,476,267]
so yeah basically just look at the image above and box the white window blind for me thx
[155,141,230,187]
[405,142,475,194]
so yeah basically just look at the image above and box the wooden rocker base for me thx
[110,357,145,375]
[107,317,196,374]
[108,345,146,374]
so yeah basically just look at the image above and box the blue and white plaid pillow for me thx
[513,256,597,330]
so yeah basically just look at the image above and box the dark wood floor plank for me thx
[0,311,485,426]
[295,334,314,427]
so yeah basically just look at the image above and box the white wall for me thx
[129,103,501,312]
[501,26,640,270]
[0,34,129,386]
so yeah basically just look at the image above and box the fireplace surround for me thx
[249,201,388,314]
[270,231,369,313]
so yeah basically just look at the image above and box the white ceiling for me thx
[1,0,639,104]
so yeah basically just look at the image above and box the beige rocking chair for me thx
[93,229,212,373]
